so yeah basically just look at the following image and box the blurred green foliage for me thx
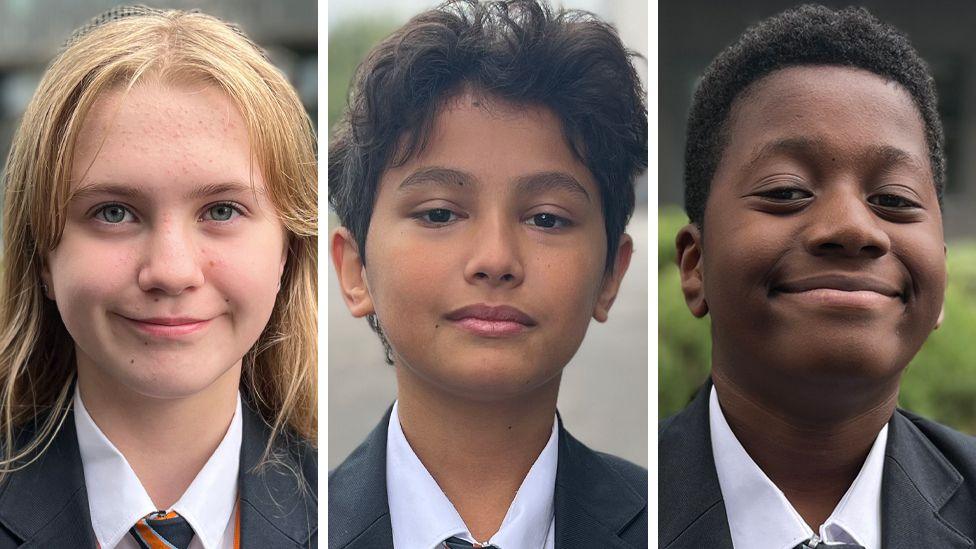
[659,205,976,433]
[328,18,399,132]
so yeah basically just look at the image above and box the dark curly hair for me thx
[684,4,944,227]
[329,0,646,364]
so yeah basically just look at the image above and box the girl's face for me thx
[44,80,287,401]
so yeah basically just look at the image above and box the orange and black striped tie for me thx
[129,510,195,549]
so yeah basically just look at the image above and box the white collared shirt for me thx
[74,387,242,549]
[386,401,557,549]
[710,386,887,549]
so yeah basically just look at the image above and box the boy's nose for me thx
[463,216,524,287]
[137,221,206,295]
[803,189,891,258]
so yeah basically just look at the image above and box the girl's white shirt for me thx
[73,386,242,549]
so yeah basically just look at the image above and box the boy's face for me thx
[678,65,945,392]
[45,80,287,404]
[334,92,631,401]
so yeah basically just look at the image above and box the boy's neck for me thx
[395,364,561,543]
[76,360,241,510]
[711,368,899,531]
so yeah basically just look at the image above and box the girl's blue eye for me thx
[203,203,241,222]
[527,213,569,229]
[97,205,132,223]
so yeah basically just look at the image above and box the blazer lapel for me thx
[0,411,97,548]
[658,382,732,549]
[238,403,317,548]
[881,410,972,549]
[553,419,646,549]
[327,406,393,549]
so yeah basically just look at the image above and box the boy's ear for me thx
[593,233,633,323]
[676,223,708,317]
[331,227,375,318]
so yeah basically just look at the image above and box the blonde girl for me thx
[0,6,316,548]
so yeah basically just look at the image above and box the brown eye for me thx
[415,208,458,224]
[869,194,918,208]
[526,213,570,229]
[761,188,811,201]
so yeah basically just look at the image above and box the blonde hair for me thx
[0,9,317,475]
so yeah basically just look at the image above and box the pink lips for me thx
[445,304,537,337]
[122,316,212,337]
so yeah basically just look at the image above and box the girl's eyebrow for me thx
[71,181,263,201]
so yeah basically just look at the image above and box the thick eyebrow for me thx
[396,167,476,192]
[744,137,926,174]
[70,181,263,202]
[396,166,590,201]
[514,171,590,202]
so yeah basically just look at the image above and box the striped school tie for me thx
[129,510,195,549]
[442,536,500,549]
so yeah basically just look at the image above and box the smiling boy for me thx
[329,1,646,548]
[661,5,976,549]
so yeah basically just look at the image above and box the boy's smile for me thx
[679,65,946,393]
[334,91,631,401]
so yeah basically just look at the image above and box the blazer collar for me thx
[327,405,394,549]
[881,410,971,549]
[238,401,317,548]
[658,381,732,549]
[553,417,646,548]
[0,410,98,547]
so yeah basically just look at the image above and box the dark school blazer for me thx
[660,381,976,549]
[0,401,317,548]
[329,407,647,549]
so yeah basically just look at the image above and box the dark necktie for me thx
[443,536,501,549]
[129,511,195,549]
[795,539,865,549]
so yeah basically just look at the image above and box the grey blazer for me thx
[660,382,976,549]
[329,406,647,548]
[0,401,317,548]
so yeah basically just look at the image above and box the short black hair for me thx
[683,4,944,227]
[329,0,647,269]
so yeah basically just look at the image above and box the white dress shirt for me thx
[387,401,557,549]
[710,386,887,549]
[74,387,242,549]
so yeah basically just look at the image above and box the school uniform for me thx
[329,403,647,549]
[0,390,316,548]
[660,381,976,549]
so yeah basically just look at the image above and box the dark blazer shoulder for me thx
[555,422,647,548]
[884,407,976,548]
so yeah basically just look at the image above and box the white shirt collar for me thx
[386,401,557,549]
[74,386,242,549]
[709,386,887,549]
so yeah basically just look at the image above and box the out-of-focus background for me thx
[660,0,976,430]
[0,0,317,171]
[329,0,648,469]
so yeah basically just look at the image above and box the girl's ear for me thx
[40,261,55,300]
[676,223,708,317]
[331,227,375,318]
[593,233,633,322]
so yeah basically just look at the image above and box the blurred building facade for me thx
[0,0,317,175]
[661,0,976,239]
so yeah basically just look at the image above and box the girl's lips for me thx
[121,316,212,337]
[452,317,530,337]
[775,287,900,309]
